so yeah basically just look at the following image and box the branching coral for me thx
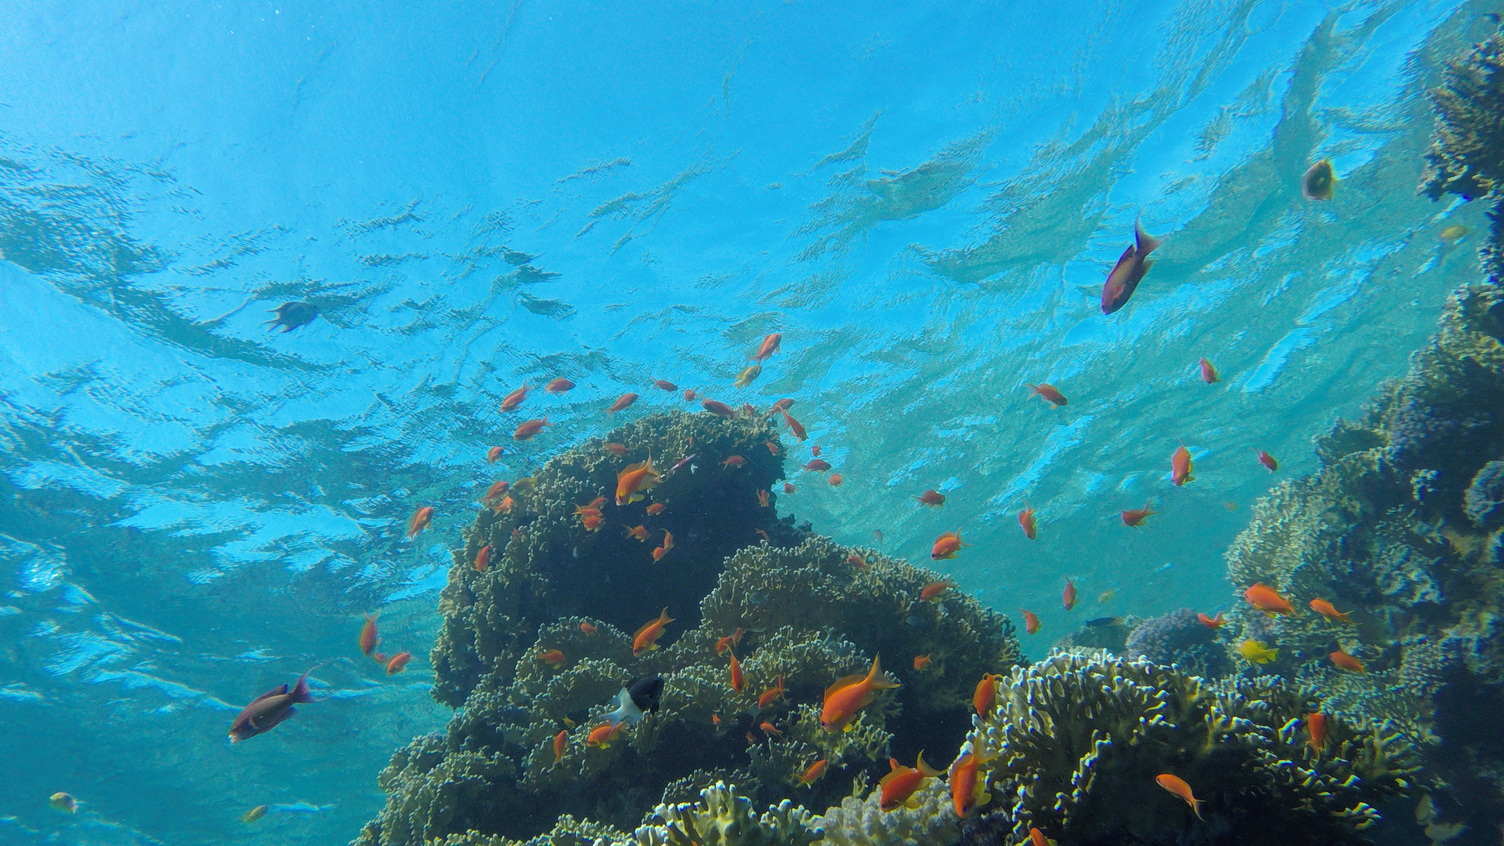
[632,782,820,846]
[814,778,959,846]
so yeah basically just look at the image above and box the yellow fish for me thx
[1238,640,1278,664]
[1439,224,1470,243]
[242,805,268,824]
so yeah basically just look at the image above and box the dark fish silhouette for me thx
[265,302,319,333]
[1100,218,1163,315]
[601,675,665,726]
[228,668,318,743]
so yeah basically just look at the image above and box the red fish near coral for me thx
[973,673,1000,718]
[754,333,782,361]
[915,490,945,507]
[1020,609,1041,635]
[553,730,568,764]
[1121,503,1158,527]
[804,459,831,472]
[586,721,625,749]
[1171,444,1194,486]
[782,411,808,441]
[653,380,678,392]
[1244,582,1296,616]
[1101,217,1164,315]
[607,393,639,415]
[486,446,504,463]
[616,456,662,506]
[1062,578,1078,611]
[228,668,319,743]
[473,544,492,573]
[878,752,943,811]
[931,531,966,560]
[715,628,744,656]
[702,399,737,418]
[1306,712,1328,755]
[1329,650,1366,673]
[1309,598,1353,624]
[729,650,745,693]
[821,655,899,732]
[386,652,413,675]
[797,759,829,787]
[1198,358,1220,384]
[535,649,566,665]
[359,612,381,658]
[757,674,785,708]
[1155,773,1204,820]
[1196,612,1227,629]
[920,579,954,600]
[950,748,997,818]
[632,608,674,655]
[720,455,746,469]
[406,506,434,539]
[513,418,549,441]
[1019,504,1037,540]
[1255,449,1278,472]
[1025,383,1068,408]
[913,654,932,670]
[624,525,650,542]
[499,382,529,412]
[545,377,575,394]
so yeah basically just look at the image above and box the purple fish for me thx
[667,454,698,476]
[228,668,318,743]
[1100,218,1163,315]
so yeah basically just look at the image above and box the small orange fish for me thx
[513,417,549,441]
[754,528,771,542]
[486,446,504,463]
[653,379,678,391]
[949,749,996,818]
[797,759,829,786]
[607,393,639,415]
[579,622,598,635]
[920,579,954,600]
[721,455,746,469]
[492,494,515,515]
[1244,582,1295,616]
[1025,383,1068,407]
[915,490,945,507]
[535,649,566,665]
[878,752,942,811]
[552,729,567,763]
[783,482,796,494]
[757,674,785,708]
[973,673,999,718]
[931,531,966,560]
[499,382,530,412]
[768,398,795,413]
[545,377,575,394]
[661,529,674,551]
[754,333,782,361]
[625,525,649,542]
[482,480,510,502]
[645,502,665,515]
[1018,504,1037,539]
[586,721,625,748]
[1198,358,1220,384]
[757,489,770,507]
[1121,502,1158,527]
[406,506,434,538]
[829,473,844,486]
[1171,444,1194,486]
[821,655,900,732]
[702,399,737,417]
[765,440,781,455]
[1062,578,1078,611]
[1028,829,1050,846]
[745,731,757,745]
[604,442,628,455]
[908,653,933,672]
[1329,650,1366,673]
[581,513,603,532]
[847,553,869,570]
[804,459,831,472]
[811,443,822,457]
[386,651,413,675]
[1255,449,1278,472]
[632,608,674,655]
[715,628,744,656]
[652,544,668,562]
[758,720,783,737]
[473,544,492,573]
[734,365,762,388]
[616,457,662,506]
[782,411,808,441]
[683,388,697,402]
[1155,773,1204,820]
[1020,609,1041,635]
[359,612,381,657]
[1306,712,1328,755]
[1196,612,1227,629]
[729,650,745,693]
[1309,598,1353,624]
[588,496,607,508]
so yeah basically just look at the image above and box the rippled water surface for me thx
[0,1,1492,842]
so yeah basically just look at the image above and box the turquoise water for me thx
[0,1,1491,842]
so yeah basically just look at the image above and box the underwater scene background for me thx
[4,1,1504,844]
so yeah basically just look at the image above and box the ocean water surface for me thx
[0,1,1491,842]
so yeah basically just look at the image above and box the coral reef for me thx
[1463,460,1504,529]
[814,778,959,846]
[632,781,820,846]
[958,651,1422,846]
[1422,27,1504,279]
[1124,608,1230,680]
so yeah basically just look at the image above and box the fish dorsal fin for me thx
[878,759,905,788]
[251,684,289,704]
[915,750,943,778]
[824,673,866,700]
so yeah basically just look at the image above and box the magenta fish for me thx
[1100,218,1164,315]
[228,668,318,743]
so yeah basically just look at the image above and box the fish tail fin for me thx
[292,667,320,703]
[1134,217,1164,255]
[915,750,943,778]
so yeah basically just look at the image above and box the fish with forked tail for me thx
[229,668,319,743]
[1101,218,1163,315]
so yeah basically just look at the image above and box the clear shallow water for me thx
[0,1,1490,842]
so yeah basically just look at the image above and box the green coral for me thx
[632,782,820,846]
[959,651,1421,845]
[813,778,960,846]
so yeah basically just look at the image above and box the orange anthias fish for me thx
[757,674,785,708]
[586,721,625,748]
[486,445,504,463]
[734,365,762,388]
[950,748,997,818]
[1196,612,1227,629]
[406,506,434,538]
[604,442,629,456]
[646,502,666,515]
[513,417,549,441]
[805,459,832,472]
[552,729,568,763]
[765,440,781,455]
[633,608,674,655]
[915,490,945,507]
[973,673,1000,718]
[758,721,783,737]
[625,525,650,542]
[702,399,737,417]
[754,333,782,361]
[683,388,698,401]
[499,382,530,412]
[829,473,844,487]
[931,532,967,560]
[1302,158,1337,201]
[1101,217,1164,315]
[1155,773,1204,820]
[1198,358,1220,384]
[653,379,678,391]
[1309,598,1354,624]
[473,544,492,573]
[579,622,598,635]
[768,398,795,414]
[616,456,663,506]
[1329,650,1366,673]
[1171,445,1194,486]
[386,652,413,675]
[1025,383,1068,407]
[721,455,746,469]
[782,411,808,441]
[359,612,381,657]
[913,654,932,670]
[920,579,954,600]
[607,393,639,415]
[535,649,566,665]
[797,759,829,787]
[545,377,575,394]
[715,628,744,656]
[1021,609,1041,635]
[1121,503,1158,527]
[729,650,745,693]
[1255,449,1279,472]
[652,531,672,562]
[1306,712,1328,755]
[784,482,796,494]
[821,655,900,731]
[878,752,943,811]
[757,489,770,507]
[1062,578,1078,611]
[1029,829,1051,846]
[1244,582,1296,616]
[1019,505,1037,539]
